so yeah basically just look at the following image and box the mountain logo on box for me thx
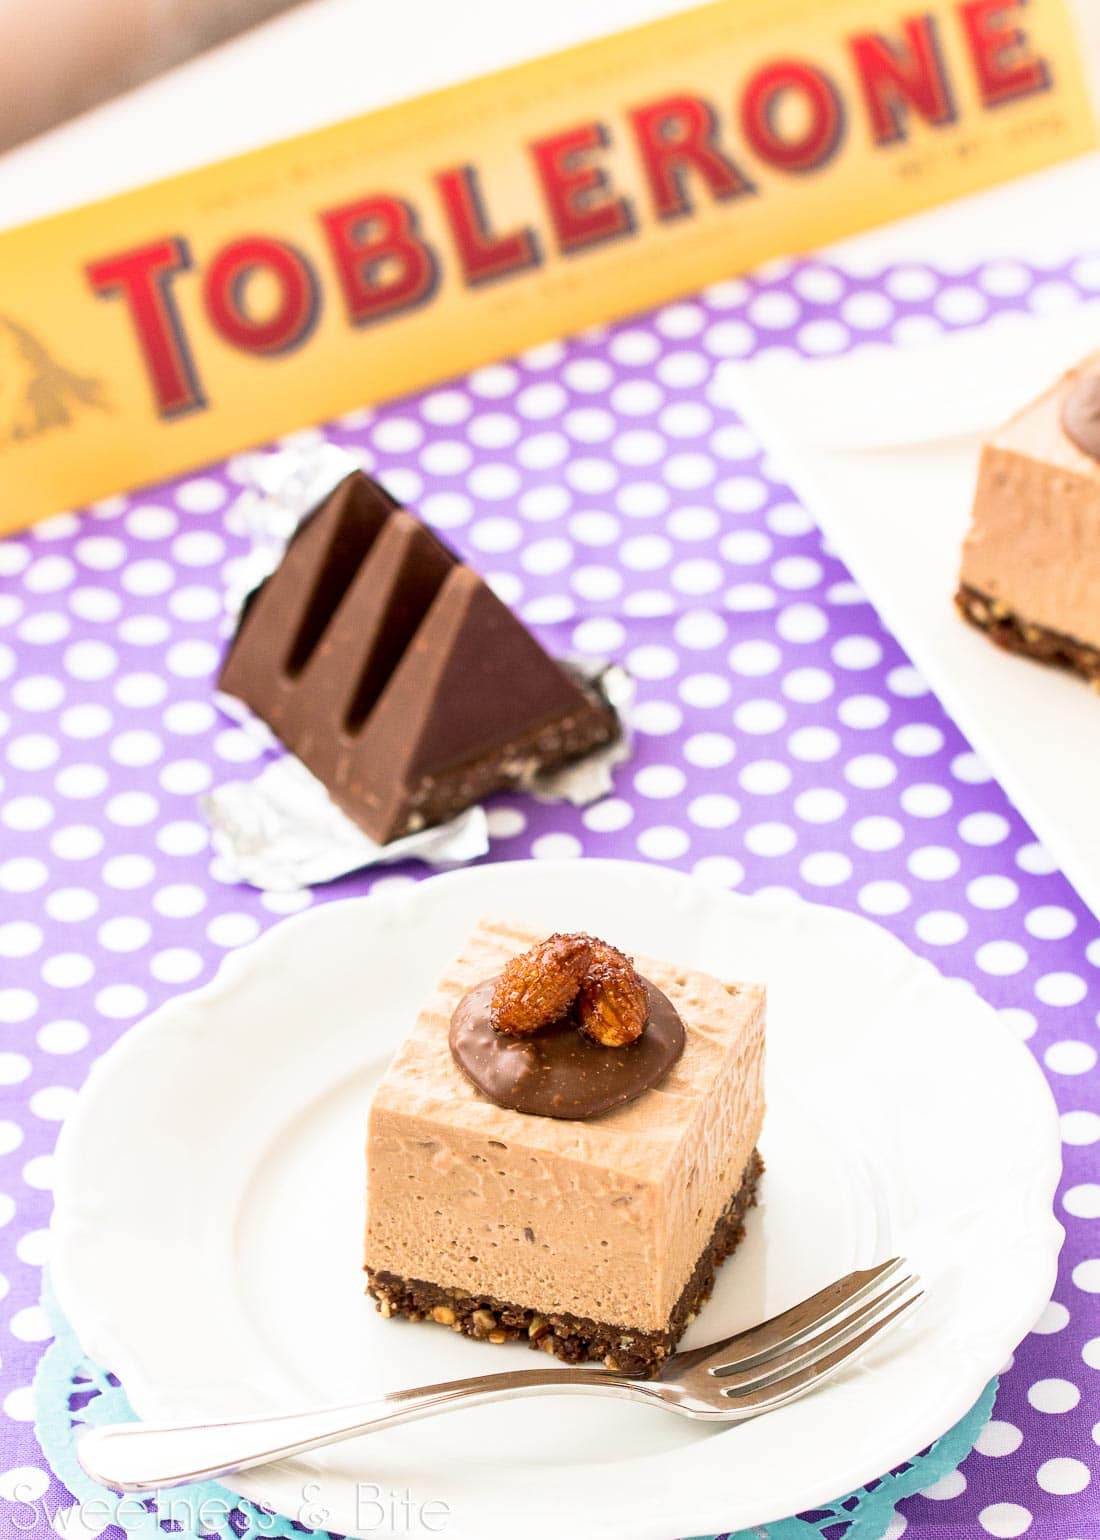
[0,314,109,447]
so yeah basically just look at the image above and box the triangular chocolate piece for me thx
[218,472,615,843]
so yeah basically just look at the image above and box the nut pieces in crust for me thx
[489,931,648,1047]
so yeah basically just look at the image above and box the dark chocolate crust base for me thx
[956,583,1100,687]
[365,1148,763,1378]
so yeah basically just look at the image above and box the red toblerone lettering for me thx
[86,238,202,417]
[850,15,956,143]
[203,237,320,354]
[630,95,754,218]
[740,60,846,173]
[958,0,1049,106]
[529,123,633,253]
[320,196,438,324]
[436,166,540,285]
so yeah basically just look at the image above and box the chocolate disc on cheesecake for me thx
[219,472,616,844]
[957,352,1100,686]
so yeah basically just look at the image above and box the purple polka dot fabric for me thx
[2,252,1099,1539]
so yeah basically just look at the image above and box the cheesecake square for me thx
[364,916,765,1375]
[957,351,1100,684]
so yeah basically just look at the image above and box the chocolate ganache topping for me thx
[450,975,684,1119]
[449,932,684,1118]
[1061,366,1100,461]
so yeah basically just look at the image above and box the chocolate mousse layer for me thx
[367,1149,763,1377]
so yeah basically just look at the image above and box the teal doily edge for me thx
[35,1273,997,1540]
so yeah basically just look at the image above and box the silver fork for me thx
[78,1257,921,1493]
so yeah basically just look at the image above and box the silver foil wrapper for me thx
[202,447,634,891]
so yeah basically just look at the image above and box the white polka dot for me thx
[166,640,219,678]
[894,723,944,757]
[789,726,840,763]
[716,476,768,514]
[1035,971,1087,1006]
[782,668,833,705]
[1001,1008,1036,1040]
[976,940,1028,976]
[1045,1040,1097,1075]
[729,640,781,677]
[832,636,882,670]
[1064,1183,1100,1218]
[207,912,262,948]
[176,477,226,513]
[214,728,263,764]
[0,1465,50,1502]
[29,1086,75,1123]
[119,613,171,646]
[10,675,65,712]
[0,856,48,892]
[1025,905,1077,940]
[582,799,634,833]
[844,753,896,788]
[1073,1257,1100,1291]
[1062,1111,1100,1145]
[859,881,911,916]
[724,583,775,612]
[2,795,53,832]
[151,947,204,984]
[50,824,103,860]
[852,815,904,852]
[1032,1300,1070,1335]
[838,696,887,729]
[44,887,97,922]
[734,699,787,734]
[801,851,852,887]
[672,610,726,650]
[795,788,847,823]
[959,811,1010,846]
[916,910,968,946]
[1017,841,1058,875]
[692,855,745,888]
[37,1020,89,1054]
[627,645,678,681]
[636,825,690,860]
[530,833,582,860]
[1036,1457,1090,1495]
[744,821,796,857]
[102,854,155,890]
[59,703,112,739]
[106,791,159,827]
[121,557,174,596]
[776,604,828,644]
[688,794,740,829]
[1028,1377,1079,1412]
[621,534,672,571]
[900,783,951,818]
[159,759,213,796]
[41,952,94,988]
[967,875,1019,910]
[974,1419,1023,1457]
[633,700,683,735]
[670,560,724,598]
[126,504,178,539]
[908,846,960,881]
[0,988,35,1031]
[0,922,42,959]
[952,750,992,784]
[24,555,75,592]
[157,820,209,856]
[2,1386,36,1420]
[7,733,59,771]
[738,759,791,795]
[978,1503,1032,1538]
[635,765,686,800]
[95,983,149,1019]
[0,1051,31,1084]
[22,1154,53,1190]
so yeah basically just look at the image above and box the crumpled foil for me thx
[201,446,634,892]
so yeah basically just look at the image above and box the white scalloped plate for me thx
[51,860,1062,1540]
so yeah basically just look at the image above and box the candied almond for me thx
[490,932,593,1035]
[577,939,648,1048]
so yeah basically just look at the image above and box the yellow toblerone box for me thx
[0,0,1094,531]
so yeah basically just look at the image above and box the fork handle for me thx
[77,1367,652,1492]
